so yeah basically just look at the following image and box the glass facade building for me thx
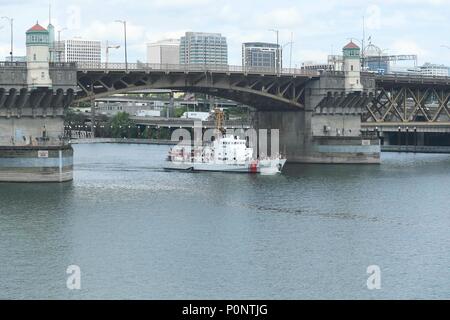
[179,32,228,65]
[242,42,281,70]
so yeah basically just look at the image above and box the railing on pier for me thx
[49,62,77,69]
[0,134,70,147]
[0,61,27,68]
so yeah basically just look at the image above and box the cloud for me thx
[390,40,428,56]
[256,7,303,29]
[0,0,449,66]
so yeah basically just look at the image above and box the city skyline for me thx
[1,0,450,67]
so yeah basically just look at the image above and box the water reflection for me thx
[0,145,449,299]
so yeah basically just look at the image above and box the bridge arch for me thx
[75,70,315,111]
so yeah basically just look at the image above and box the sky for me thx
[1,0,449,67]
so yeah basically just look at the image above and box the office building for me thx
[179,32,228,65]
[418,63,449,77]
[147,39,180,65]
[55,39,101,63]
[242,42,280,70]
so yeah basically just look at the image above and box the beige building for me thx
[147,39,180,65]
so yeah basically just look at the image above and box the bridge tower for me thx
[343,41,363,92]
[0,22,77,182]
[26,22,52,88]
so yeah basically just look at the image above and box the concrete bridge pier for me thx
[254,73,381,164]
[255,110,311,161]
[255,108,380,164]
[0,88,75,182]
[0,60,77,182]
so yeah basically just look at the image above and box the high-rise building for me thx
[55,39,101,64]
[242,42,281,70]
[179,32,228,65]
[147,39,180,65]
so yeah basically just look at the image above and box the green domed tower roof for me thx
[26,22,50,46]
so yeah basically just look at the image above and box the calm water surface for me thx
[1,143,449,299]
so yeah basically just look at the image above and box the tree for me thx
[108,112,138,138]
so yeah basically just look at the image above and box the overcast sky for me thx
[1,0,449,67]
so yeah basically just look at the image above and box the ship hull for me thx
[164,159,286,175]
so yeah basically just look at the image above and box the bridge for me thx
[74,62,318,111]
[2,59,450,182]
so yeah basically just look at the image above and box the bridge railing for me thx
[0,61,27,68]
[49,62,77,69]
[75,62,319,77]
[367,72,450,81]
[0,134,70,147]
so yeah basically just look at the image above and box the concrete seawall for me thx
[0,145,73,182]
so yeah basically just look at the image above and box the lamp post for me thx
[269,29,280,73]
[57,27,67,62]
[115,20,128,72]
[106,41,120,69]
[1,16,13,63]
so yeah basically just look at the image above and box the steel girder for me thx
[364,86,450,123]
[75,71,314,110]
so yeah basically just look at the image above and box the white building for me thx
[418,63,449,77]
[179,32,228,65]
[147,39,180,65]
[55,39,101,64]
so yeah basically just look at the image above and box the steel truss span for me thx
[365,76,450,124]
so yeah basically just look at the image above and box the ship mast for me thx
[214,107,225,136]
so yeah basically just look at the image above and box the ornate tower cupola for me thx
[26,22,52,88]
[343,41,363,92]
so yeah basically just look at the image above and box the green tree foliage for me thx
[108,112,138,138]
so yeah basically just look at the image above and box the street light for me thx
[115,20,128,72]
[57,27,67,62]
[106,40,120,69]
[1,16,13,63]
[269,29,280,73]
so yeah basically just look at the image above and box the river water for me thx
[0,143,449,299]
